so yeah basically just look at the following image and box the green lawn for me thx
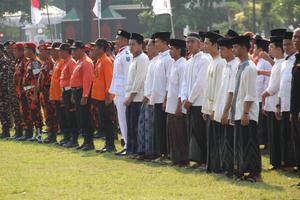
[0,135,299,200]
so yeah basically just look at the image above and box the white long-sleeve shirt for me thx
[234,60,259,122]
[256,58,272,102]
[180,51,211,106]
[264,58,285,112]
[214,57,239,122]
[150,50,174,105]
[125,52,150,102]
[109,46,133,96]
[166,57,187,114]
[202,55,227,115]
[144,55,159,104]
[278,53,297,112]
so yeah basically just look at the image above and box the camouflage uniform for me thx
[6,54,23,137]
[38,59,58,135]
[0,55,12,137]
[13,56,28,138]
[21,58,43,140]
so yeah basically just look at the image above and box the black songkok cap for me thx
[170,39,186,49]
[117,29,131,39]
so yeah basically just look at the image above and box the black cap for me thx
[91,38,108,49]
[117,29,131,39]
[198,31,206,41]
[284,32,293,40]
[154,32,171,40]
[170,39,186,49]
[130,33,144,43]
[211,30,220,34]
[57,43,71,51]
[226,29,239,38]
[0,43,4,51]
[205,31,223,42]
[255,35,263,40]
[186,32,200,40]
[255,39,270,50]
[231,36,251,46]
[70,41,85,49]
[50,42,61,50]
[4,40,16,47]
[217,38,233,48]
[65,38,74,46]
[270,36,283,44]
[270,28,286,37]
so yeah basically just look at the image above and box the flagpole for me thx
[97,0,101,38]
[45,0,53,42]
[169,1,175,38]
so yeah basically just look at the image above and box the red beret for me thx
[13,43,24,49]
[38,43,51,50]
[24,42,37,49]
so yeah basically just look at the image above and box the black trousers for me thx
[258,102,268,146]
[62,90,77,140]
[267,112,281,167]
[96,100,114,148]
[126,102,142,154]
[291,114,300,168]
[54,101,67,133]
[153,103,167,156]
[73,88,94,144]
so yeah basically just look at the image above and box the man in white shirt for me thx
[216,37,239,176]
[137,36,158,159]
[202,31,226,173]
[166,39,189,166]
[254,38,272,149]
[122,33,149,156]
[181,32,210,169]
[261,34,286,170]
[231,35,262,182]
[109,29,133,154]
[277,31,297,169]
[150,32,173,158]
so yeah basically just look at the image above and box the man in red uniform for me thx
[37,43,59,143]
[70,41,95,150]
[11,43,28,140]
[18,42,43,142]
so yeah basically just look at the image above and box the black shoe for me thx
[96,146,116,154]
[36,135,43,143]
[43,136,57,144]
[0,128,10,139]
[76,144,86,150]
[82,144,95,151]
[56,138,69,146]
[115,149,127,156]
[63,141,79,148]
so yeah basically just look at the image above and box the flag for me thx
[31,0,42,24]
[93,0,102,18]
[152,0,172,15]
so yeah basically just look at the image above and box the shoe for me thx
[0,127,10,139]
[63,141,79,148]
[82,144,95,151]
[115,149,127,156]
[43,134,57,144]
[96,146,116,154]
[76,144,86,150]
[56,138,69,146]
[8,126,23,140]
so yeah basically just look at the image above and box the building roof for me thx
[62,8,80,22]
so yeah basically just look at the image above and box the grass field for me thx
[0,135,299,200]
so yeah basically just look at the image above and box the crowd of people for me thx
[0,27,300,184]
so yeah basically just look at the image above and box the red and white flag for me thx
[31,0,42,24]
[152,0,172,16]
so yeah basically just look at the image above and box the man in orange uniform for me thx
[11,43,27,140]
[90,39,115,153]
[70,41,95,150]
[49,42,67,143]
[18,42,43,142]
[58,43,78,147]
[37,43,59,144]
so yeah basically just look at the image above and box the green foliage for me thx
[136,0,300,36]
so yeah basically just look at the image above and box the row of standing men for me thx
[0,28,300,183]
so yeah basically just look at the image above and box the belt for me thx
[63,86,72,91]
[23,85,35,91]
